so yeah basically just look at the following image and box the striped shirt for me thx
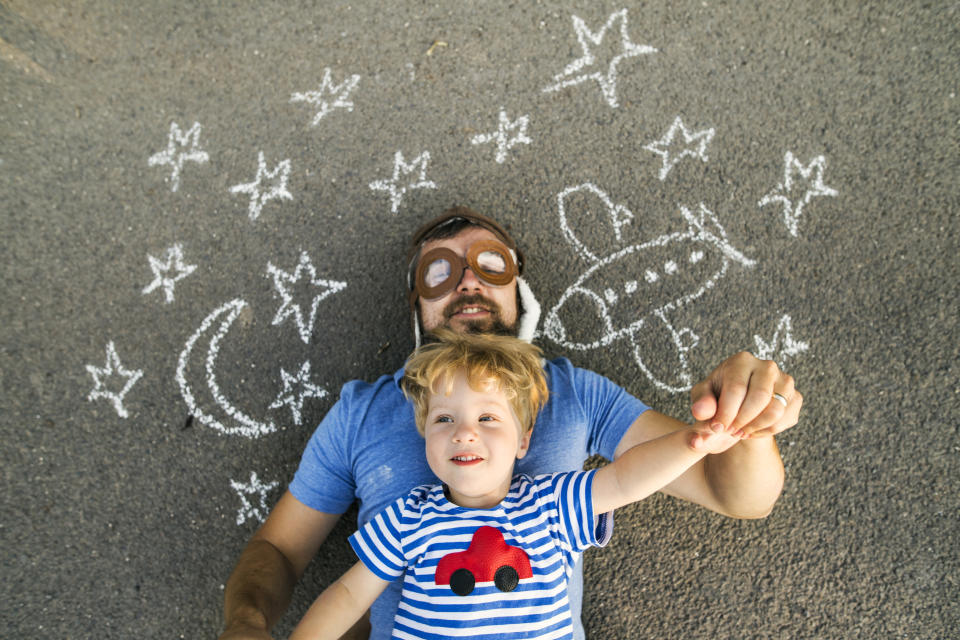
[349,470,613,639]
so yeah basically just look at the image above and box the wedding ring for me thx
[772,393,788,407]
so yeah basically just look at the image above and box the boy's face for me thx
[423,370,530,509]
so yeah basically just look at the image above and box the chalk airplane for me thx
[544,184,756,392]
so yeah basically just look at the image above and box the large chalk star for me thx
[759,152,838,237]
[229,151,293,221]
[753,314,809,368]
[644,116,715,181]
[268,360,327,425]
[369,150,438,214]
[86,341,143,418]
[543,9,657,108]
[142,243,197,304]
[148,121,210,192]
[471,108,532,164]
[267,251,347,344]
[290,67,362,126]
[230,472,279,526]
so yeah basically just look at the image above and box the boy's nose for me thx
[452,422,479,442]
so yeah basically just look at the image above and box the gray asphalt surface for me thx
[2,1,958,638]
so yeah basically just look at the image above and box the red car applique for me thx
[435,526,533,596]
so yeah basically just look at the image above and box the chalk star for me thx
[229,151,293,221]
[644,116,715,181]
[230,472,279,526]
[368,150,437,214]
[268,361,328,425]
[148,121,210,192]
[86,341,143,419]
[142,244,197,304]
[543,9,657,108]
[759,152,838,237]
[267,251,347,344]
[471,108,532,164]
[753,314,809,368]
[290,67,362,126]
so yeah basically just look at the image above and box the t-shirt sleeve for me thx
[288,383,360,514]
[348,497,408,581]
[543,470,613,553]
[568,362,649,460]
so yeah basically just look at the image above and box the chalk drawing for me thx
[753,314,809,369]
[142,244,197,304]
[643,116,716,181]
[290,67,362,126]
[230,472,279,526]
[470,108,532,164]
[267,251,347,344]
[147,122,210,192]
[229,151,293,221]
[368,150,437,214]
[268,360,328,425]
[86,341,143,418]
[545,184,756,392]
[176,300,277,438]
[543,9,657,108]
[758,151,838,236]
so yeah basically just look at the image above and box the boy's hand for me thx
[688,422,742,455]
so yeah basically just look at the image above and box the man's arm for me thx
[219,491,342,640]
[613,353,800,519]
[289,561,390,640]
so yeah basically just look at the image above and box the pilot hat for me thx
[406,206,540,347]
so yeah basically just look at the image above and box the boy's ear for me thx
[516,429,532,459]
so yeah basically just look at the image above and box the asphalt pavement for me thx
[2,1,958,638]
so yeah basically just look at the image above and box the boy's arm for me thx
[289,561,390,640]
[593,423,739,515]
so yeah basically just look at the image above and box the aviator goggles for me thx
[413,239,519,300]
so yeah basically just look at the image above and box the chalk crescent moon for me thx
[176,299,276,438]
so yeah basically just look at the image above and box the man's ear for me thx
[516,429,532,459]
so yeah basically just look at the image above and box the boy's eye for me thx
[435,415,453,423]
[479,415,496,422]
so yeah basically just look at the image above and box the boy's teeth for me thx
[454,455,480,461]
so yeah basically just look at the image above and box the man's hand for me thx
[690,352,802,439]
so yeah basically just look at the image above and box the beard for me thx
[421,293,518,342]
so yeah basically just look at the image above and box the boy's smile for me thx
[423,370,530,509]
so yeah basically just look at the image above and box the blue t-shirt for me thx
[291,357,648,640]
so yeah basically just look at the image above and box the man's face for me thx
[417,227,519,336]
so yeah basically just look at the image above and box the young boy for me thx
[290,330,742,640]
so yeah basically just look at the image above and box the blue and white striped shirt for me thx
[349,470,613,639]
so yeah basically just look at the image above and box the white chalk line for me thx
[86,341,143,419]
[290,67,362,126]
[147,121,209,193]
[176,299,277,438]
[369,150,437,214]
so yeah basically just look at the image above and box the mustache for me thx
[443,294,502,318]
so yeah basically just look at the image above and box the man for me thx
[219,207,801,640]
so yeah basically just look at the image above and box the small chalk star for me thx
[290,67,362,126]
[759,152,838,237]
[229,151,293,221]
[86,341,143,419]
[148,121,210,192]
[543,9,657,108]
[142,244,197,303]
[753,314,809,368]
[230,472,279,526]
[269,361,328,425]
[369,150,437,214]
[644,116,715,181]
[471,108,532,164]
[267,251,347,344]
